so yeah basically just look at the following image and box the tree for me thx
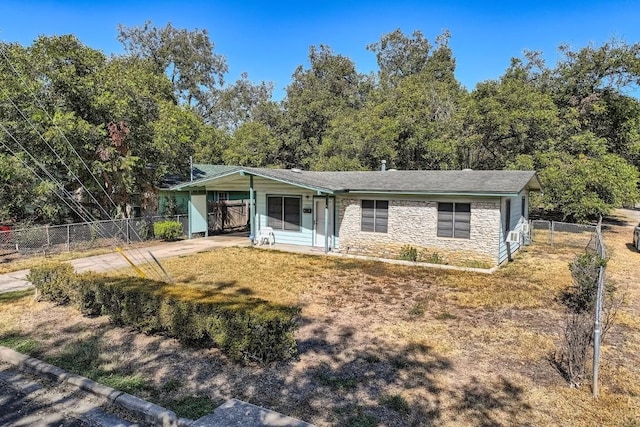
[223,121,280,167]
[208,72,274,131]
[0,153,35,221]
[550,40,640,166]
[465,63,560,169]
[367,29,455,86]
[118,21,228,107]
[281,45,367,168]
[513,147,639,222]
[315,30,464,171]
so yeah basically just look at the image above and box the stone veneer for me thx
[336,198,501,265]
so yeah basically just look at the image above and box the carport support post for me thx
[188,190,192,239]
[249,175,255,245]
[324,194,329,254]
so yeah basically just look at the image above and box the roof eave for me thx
[342,190,521,197]
[170,168,336,194]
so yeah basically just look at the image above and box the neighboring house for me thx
[171,166,541,266]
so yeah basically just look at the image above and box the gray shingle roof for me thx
[172,166,541,196]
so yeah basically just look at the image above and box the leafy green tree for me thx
[208,72,275,131]
[465,64,560,169]
[281,45,367,168]
[367,29,454,86]
[317,31,464,171]
[513,148,639,222]
[118,21,228,107]
[0,153,35,221]
[223,122,280,166]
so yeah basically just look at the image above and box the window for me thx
[267,196,301,231]
[361,200,388,233]
[437,203,470,239]
[521,196,526,217]
[504,199,511,236]
[217,192,229,201]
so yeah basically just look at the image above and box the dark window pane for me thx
[456,203,470,213]
[361,200,375,232]
[504,199,511,235]
[437,203,454,237]
[267,197,283,229]
[438,203,454,213]
[283,197,301,231]
[454,203,471,239]
[375,200,388,233]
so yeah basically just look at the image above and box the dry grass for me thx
[1,211,640,426]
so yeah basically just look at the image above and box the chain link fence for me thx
[530,220,597,248]
[0,215,188,256]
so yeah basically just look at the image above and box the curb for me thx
[0,345,192,427]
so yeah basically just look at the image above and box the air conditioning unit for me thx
[506,230,521,243]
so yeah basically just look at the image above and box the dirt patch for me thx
[1,217,639,426]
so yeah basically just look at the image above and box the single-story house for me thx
[156,165,250,216]
[171,166,541,266]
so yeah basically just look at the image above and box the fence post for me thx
[550,221,555,247]
[66,224,70,252]
[46,225,50,247]
[126,218,130,244]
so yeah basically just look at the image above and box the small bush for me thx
[397,245,418,262]
[408,302,425,317]
[28,262,76,304]
[422,251,445,264]
[153,221,183,241]
[29,263,299,363]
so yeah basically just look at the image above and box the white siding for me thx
[497,192,529,264]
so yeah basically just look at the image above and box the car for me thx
[634,224,640,251]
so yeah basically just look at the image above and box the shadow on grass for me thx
[2,293,534,426]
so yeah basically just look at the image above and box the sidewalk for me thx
[0,235,250,294]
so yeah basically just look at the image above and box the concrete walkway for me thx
[0,235,250,294]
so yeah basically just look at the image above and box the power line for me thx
[0,46,167,280]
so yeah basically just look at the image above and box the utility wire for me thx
[0,47,166,280]
[0,129,161,280]
[0,131,124,273]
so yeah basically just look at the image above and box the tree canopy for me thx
[1,25,639,224]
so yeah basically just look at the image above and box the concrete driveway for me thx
[0,235,250,294]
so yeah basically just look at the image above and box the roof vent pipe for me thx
[381,159,386,172]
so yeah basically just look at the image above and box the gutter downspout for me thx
[249,175,255,245]
[324,194,329,254]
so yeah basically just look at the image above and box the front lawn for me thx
[1,216,639,426]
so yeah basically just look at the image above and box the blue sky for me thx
[1,1,639,99]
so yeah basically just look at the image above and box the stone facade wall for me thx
[336,197,501,265]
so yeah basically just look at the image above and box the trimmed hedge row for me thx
[28,263,300,363]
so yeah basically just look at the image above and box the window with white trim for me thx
[437,203,470,239]
[267,196,301,231]
[361,200,388,233]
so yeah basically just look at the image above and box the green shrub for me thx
[153,221,183,241]
[423,251,445,264]
[28,262,76,304]
[29,263,299,363]
[397,245,418,262]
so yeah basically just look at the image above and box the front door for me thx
[314,198,334,247]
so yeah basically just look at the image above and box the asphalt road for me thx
[0,363,136,426]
